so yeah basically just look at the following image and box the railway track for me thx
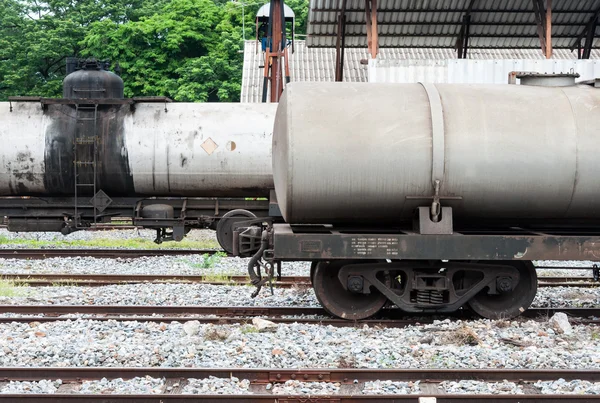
[0,273,598,288]
[0,247,596,275]
[0,249,221,259]
[0,273,309,287]
[0,305,596,326]
[0,224,140,231]
[0,367,598,401]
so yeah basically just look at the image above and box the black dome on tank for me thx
[63,58,124,99]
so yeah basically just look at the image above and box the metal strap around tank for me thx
[419,82,445,186]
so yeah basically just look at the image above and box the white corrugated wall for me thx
[368,59,600,84]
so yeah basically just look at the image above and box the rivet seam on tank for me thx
[201,137,218,155]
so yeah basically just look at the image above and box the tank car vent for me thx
[63,58,124,99]
[510,72,580,87]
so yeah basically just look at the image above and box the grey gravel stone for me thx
[549,313,573,335]
[0,380,62,394]
[80,376,164,394]
[183,376,250,394]
[363,380,420,394]
[0,319,597,369]
[271,380,341,395]
[183,321,201,336]
[1,279,596,311]
[535,379,600,394]
[252,318,277,332]
[0,255,310,277]
[0,283,318,307]
[533,287,600,309]
[440,380,524,394]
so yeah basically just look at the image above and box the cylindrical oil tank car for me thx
[0,100,276,197]
[273,82,600,224]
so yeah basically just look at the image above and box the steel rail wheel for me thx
[216,209,257,254]
[313,260,390,320]
[467,261,537,319]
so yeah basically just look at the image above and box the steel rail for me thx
[0,368,599,402]
[0,249,221,259]
[0,273,598,288]
[0,396,598,402]
[0,273,309,287]
[0,306,595,327]
[0,249,597,271]
[0,225,140,231]
[0,367,598,382]
[1,396,598,402]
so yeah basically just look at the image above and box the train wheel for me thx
[216,209,256,254]
[313,260,390,320]
[467,261,537,319]
[309,261,318,284]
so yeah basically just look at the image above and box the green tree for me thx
[1,0,309,102]
[83,0,239,101]
[0,0,162,99]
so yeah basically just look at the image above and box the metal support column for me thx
[261,0,289,103]
[455,1,475,59]
[532,0,548,57]
[570,5,600,58]
[583,17,598,59]
[364,0,378,59]
[545,0,552,59]
[335,0,347,82]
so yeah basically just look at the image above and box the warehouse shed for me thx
[242,0,600,101]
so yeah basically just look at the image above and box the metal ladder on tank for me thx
[73,103,98,227]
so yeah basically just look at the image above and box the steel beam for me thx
[532,0,547,56]
[334,0,347,81]
[307,44,592,49]
[271,223,600,262]
[455,1,475,59]
[311,7,594,13]
[570,4,600,51]
[340,6,347,81]
[308,21,587,27]
[546,0,552,58]
[370,0,378,59]
[584,16,598,59]
[363,0,378,59]
[310,33,586,39]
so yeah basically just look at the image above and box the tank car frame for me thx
[233,198,600,320]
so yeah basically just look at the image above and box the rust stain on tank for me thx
[16,151,31,162]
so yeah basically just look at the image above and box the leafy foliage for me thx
[0,0,308,102]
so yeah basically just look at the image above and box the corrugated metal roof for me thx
[307,0,600,49]
[241,40,369,103]
[240,40,599,102]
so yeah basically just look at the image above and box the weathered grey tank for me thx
[272,82,600,224]
[0,102,276,197]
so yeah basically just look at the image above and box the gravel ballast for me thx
[0,229,599,398]
[0,319,598,369]
[0,281,596,310]
[0,228,215,246]
[0,256,310,277]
